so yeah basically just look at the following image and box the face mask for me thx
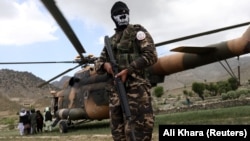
[112,13,129,26]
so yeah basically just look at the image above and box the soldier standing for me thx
[95,1,158,141]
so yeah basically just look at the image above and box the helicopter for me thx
[1,0,250,133]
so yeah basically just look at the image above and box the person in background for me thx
[23,110,31,135]
[29,108,37,134]
[17,108,26,135]
[44,107,53,132]
[36,110,44,133]
[95,1,158,140]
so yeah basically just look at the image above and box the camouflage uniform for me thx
[95,24,158,141]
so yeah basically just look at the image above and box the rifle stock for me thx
[104,36,136,141]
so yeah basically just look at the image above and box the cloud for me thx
[0,0,57,46]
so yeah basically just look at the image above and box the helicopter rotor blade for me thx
[37,64,82,88]
[155,21,250,47]
[41,0,86,59]
[0,61,80,65]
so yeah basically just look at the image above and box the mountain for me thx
[0,69,60,110]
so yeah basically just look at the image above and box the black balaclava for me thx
[111,1,130,30]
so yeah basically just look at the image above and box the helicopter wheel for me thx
[59,120,68,133]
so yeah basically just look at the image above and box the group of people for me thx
[17,107,53,135]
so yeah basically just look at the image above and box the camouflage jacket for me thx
[95,24,158,87]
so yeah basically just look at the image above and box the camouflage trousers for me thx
[109,84,155,141]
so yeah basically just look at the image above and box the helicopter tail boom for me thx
[147,25,250,85]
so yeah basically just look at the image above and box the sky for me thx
[0,0,250,82]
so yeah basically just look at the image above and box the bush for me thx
[236,89,248,96]
[221,93,228,100]
[221,90,241,100]
[227,91,238,99]
[153,86,164,98]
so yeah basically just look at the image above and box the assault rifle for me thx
[104,36,136,141]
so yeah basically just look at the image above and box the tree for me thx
[228,77,238,90]
[192,82,205,100]
[206,82,218,96]
[217,80,232,94]
[153,86,164,98]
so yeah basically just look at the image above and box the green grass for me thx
[1,105,250,138]
[61,105,250,134]
[155,105,250,125]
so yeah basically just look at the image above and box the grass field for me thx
[1,105,250,141]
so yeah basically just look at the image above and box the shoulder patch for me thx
[136,31,146,40]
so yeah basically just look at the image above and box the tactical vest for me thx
[111,24,142,74]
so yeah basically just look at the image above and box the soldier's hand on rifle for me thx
[115,69,128,83]
[104,62,114,76]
